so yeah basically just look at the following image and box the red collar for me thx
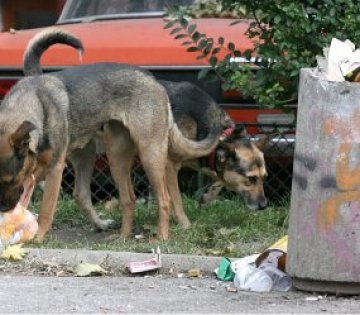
[207,150,217,171]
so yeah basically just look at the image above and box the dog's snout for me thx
[0,203,12,212]
[258,197,268,210]
[245,195,268,211]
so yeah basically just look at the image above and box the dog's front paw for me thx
[34,231,46,243]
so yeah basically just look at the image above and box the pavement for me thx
[26,247,223,275]
[1,248,360,314]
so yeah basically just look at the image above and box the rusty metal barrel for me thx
[287,68,360,294]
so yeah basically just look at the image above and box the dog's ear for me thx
[233,124,247,138]
[253,133,278,150]
[216,142,236,164]
[10,121,36,156]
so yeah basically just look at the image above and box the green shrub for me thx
[165,0,360,108]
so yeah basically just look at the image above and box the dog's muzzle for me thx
[0,186,24,212]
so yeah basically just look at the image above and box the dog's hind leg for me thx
[138,143,170,241]
[104,121,137,239]
[167,160,191,229]
[69,140,115,231]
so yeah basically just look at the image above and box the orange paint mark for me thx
[323,118,336,136]
[336,143,360,191]
[319,109,360,232]
[318,191,360,232]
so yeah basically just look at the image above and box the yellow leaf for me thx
[75,263,107,277]
[1,244,27,261]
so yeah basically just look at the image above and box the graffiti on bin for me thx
[318,111,360,233]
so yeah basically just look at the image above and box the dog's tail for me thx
[23,28,83,76]
[168,113,223,160]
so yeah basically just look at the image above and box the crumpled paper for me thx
[317,38,360,82]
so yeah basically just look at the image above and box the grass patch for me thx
[29,193,289,258]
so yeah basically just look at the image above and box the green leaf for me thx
[181,41,193,46]
[75,263,107,277]
[274,15,281,24]
[209,56,218,67]
[228,42,235,51]
[175,34,188,39]
[180,18,189,28]
[170,27,184,35]
[230,20,243,26]
[218,37,225,45]
[191,31,201,42]
[188,24,197,34]
[187,46,199,52]
[233,50,241,57]
[196,55,207,60]
[221,82,231,91]
[211,47,221,55]
[198,39,208,50]
[164,20,177,29]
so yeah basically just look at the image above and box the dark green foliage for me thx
[165,0,360,108]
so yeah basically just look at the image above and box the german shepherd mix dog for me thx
[21,29,269,234]
[0,28,224,242]
[163,81,268,228]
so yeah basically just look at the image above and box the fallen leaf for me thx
[1,244,27,261]
[75,263,107,277]
[226,284,238,293]
[187,268,201,277]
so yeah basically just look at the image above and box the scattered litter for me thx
[187,268,201,277]
[226,284,238,293]
[177,273,185,278]
[126,258,159,274]
[215,257,233,281]
[126,246,161,274]
[75,262,107,277]
[317,38,360,82]
[216,235,292,293]
[210,285,217,290]
[0,175,38,251]
[0,244,27,261]
[305,296,323,301]
[234,263,273,292]
[56,270,70,277]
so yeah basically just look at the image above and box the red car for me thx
[0,0,295,200]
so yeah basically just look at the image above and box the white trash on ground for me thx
[231,236,292,292]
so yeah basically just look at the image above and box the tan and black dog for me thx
[21,29,268,235]
[164,81,268,228]
[0,28,223,242]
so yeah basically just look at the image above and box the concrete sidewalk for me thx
[1,248,360,314]
[27,247,222,274]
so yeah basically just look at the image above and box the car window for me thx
[58,0,195,22]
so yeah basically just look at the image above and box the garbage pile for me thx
[0,175,38,251]
[317,38,360,82]
[216,236,291,292]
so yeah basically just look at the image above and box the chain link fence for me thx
[61,124,296,204]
